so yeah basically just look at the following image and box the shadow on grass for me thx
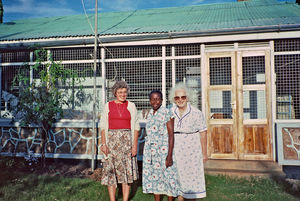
[257,160,300,198]
[270,175,300,198]
[0,157,33,188]
[0,156,96,199]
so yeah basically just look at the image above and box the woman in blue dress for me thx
[142,90,180,201]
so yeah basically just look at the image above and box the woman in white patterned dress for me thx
[169,83,208,201]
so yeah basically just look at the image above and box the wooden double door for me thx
[206,50,272,160]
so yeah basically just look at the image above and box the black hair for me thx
[149,90,163,100]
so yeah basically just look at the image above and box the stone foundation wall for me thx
[0,123,146,160]
[0,126,101,158]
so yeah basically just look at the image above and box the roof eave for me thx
[1,24,300,50]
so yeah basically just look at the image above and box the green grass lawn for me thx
[0,158,299,201]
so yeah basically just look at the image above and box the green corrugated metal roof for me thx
[0,0,300,41]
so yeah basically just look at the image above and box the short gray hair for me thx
[168,82,198,106]
[112,80,130,96]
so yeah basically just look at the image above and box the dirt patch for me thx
[1,157,141,182]
[24,158,102,180]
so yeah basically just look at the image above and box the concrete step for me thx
[204,159,285,178]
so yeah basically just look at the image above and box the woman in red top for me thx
[100,80,140,201]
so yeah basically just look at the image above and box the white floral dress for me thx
[172,103,207,199]
[142,106,180,197]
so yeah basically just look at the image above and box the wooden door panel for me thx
[211,125,233,154]
[244,125,268,154]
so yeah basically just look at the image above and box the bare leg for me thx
[154,194,161,201]
[108,185,116,201]
[122,183,131,201]
[168,196,174,201]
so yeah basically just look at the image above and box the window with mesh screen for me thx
[1,51,31,63]
[173,59,202,109]
[51,47,99,61]
[31,61,103,120]
[274,39,300,52]
[1,44,205,120]
[105,60,162,117]
[166,60,172,106]
[57,63,102,120]
[275,54,300,119]
[243,90,266,119]
[1,65,30,117]
[209,57,231,85]
[209,57,232,119]
[242,56,265,85]
[209,90,232,119]
[105,46,162,59]
[242,56,266,119]
[175,44,201,56]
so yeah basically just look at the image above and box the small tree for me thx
[11,49,83,168]
[0,0,3,23]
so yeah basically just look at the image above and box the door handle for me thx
[230,101,236,109]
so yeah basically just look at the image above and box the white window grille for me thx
[105,46,162,59]
[1,44,204,120]
[1,51,30,63]
[242,56,265,85]
[52,47,98,61]
[1,65,28,117]
[209,90,232,119]
[275,53,300,119]
[274,39,300,52]
[105,60,162,111]
[174,58,201,109]
[58,63,102,120]
[274,39,300,120]
[242,56,266,119]
[209,57,232,119]
[174,44,201,56]
[210,57,232,85]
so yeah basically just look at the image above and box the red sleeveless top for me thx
[108,101,131,129]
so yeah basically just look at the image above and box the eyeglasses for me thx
[174,96,187,101]
[116,91,128,95]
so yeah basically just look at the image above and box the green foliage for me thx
[11,48,83,129]
[9,48,84,167]
[0,0,3,24]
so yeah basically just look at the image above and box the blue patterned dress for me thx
[142,106,180,197]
